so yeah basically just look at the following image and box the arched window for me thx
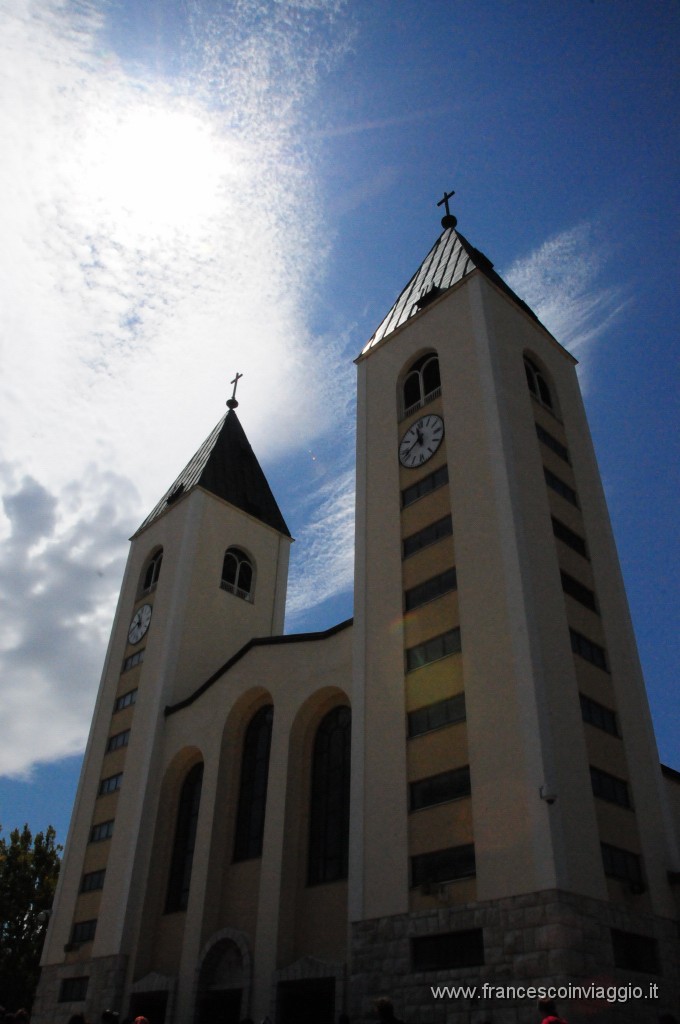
[221,547,254,602]
[524,356,554,410]
[165,762,203,913]
[308,705,351,885]
[402,353,441,417]
[233,705,273,861]
[142,549,163,593]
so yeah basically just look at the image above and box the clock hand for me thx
[402,436,422,456]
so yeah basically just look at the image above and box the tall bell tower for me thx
[349,195,679,1017]
[37,393,292,1016]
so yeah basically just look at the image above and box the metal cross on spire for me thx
[437,189,458,229]
[227,372,243,410]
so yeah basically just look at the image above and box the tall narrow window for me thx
[165,762,203,912]
[142,549,163,593]
[402,353,441,416]
[221,547,254,602]
[524,356,554,410]
[308,706,351,884]
[233,706,273,861]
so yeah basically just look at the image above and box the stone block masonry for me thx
[350,889,679,1024]
[32,954,128,1024]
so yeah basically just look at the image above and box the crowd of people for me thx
[0,1008,30,1024]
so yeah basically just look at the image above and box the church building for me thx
[35,201,680,1024]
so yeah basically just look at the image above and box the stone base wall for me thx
[350,889,679,1024]
[32,954,128,1024]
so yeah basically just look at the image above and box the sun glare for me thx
[84,102,233,243]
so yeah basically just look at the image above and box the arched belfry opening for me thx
[523,351,559,415]
[400,350,441,418]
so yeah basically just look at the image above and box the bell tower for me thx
[350,195,678,1011]
[38,391,292,1015]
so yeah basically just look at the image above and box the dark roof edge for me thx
[455,232,543,326]
[164,617,354,717]
[661,762,680,782]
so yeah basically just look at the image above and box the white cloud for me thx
[0,464,138,777]
[0,0,352,775]
[503,223,629,366]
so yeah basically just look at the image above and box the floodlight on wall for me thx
[539,784,557,805]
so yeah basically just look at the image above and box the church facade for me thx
[35,209,680,1024]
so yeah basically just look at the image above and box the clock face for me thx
[399,414,444,468]
[128,603,152,645]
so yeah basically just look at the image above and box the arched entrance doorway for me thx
[195,937,245,1024]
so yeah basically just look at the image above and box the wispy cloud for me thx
[313,106,450,139]
[279,321,357,624]
[0,0,351,776]
[286,463,356,621]
[503,222,629,366]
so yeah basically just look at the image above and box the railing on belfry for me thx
[401,385,442,421]
[220,580,253,603]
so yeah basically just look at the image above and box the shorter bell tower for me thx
[37,389,292,1015]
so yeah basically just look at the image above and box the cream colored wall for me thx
[405,655,464,711]
[94,488,288,969]
[353,276,548,916]
[40,507,156,967]
[401,534,456,591]
[400,431,472,913]
[553,370,680,913]
[352,345,412,922]
[124,624,352,1024]
[352,262,674,921]
[128,745,204,980]
[278,688,351,966]
[482,275,677,914]
[169,494,291,705]
[439,277,582,900]
[42,483,291,982]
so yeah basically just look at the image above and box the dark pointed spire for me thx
[135,409,291,537]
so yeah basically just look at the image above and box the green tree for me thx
[0,824,61,1011]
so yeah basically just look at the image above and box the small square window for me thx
[90,820,114,843]
[81,869,106,893]
[59,977,89,1002]
[411,929,484,970]
[71,919,97,944]
[99,773,123,796]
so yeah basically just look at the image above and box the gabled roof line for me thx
[360,226,548,357]
[164,617,354,717]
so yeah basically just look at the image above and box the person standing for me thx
[537,998,568,1024]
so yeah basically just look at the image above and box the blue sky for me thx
[0,0,677,846]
